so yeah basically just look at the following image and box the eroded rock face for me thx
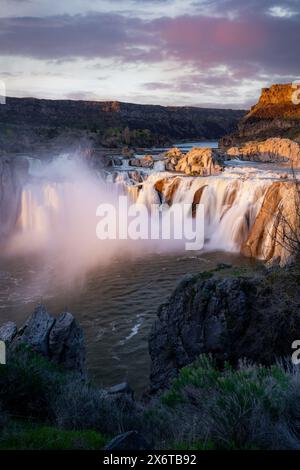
[242,181,299,266]
[149,267,300,393]
[227,138,300,166]
[175,148,224,176]
[2,304,86,376]
[221,84,300,145]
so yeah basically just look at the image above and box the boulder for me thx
[163,147,184,171]
[149,268,300,393]
[129,155,154,168]
[7,304,86,376]
[175,148,224,176]
[12,304,55,355]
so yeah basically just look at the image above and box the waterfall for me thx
[6,155,275,269]
[136,172,272,252]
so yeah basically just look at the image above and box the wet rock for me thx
[104,431,150,450]
[175,148,224,176]
[129,155,154,168]
[128,170,143,183]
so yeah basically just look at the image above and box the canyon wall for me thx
[0,97,244,154]
[221,84,300,146]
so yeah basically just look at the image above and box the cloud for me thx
[0,1,299,106]
[0,6,298,79]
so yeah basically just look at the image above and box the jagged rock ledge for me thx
[149,265,300,393]
[0,304,86,377]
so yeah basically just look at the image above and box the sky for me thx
[0,0,299,108]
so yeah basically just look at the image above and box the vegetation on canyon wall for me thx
[0,97,244,154]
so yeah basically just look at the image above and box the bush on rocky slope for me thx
[148,355,300,450]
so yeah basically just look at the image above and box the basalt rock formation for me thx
[221,84,300,146]
[175,147,224,176]
[0,304,86,377]
[242,181,299,266]
[227,138,300,166]
[0,97,244,153]
[149,266,300,393]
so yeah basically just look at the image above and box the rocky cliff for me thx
[227,137,300,166]
[149,265,300,392]
[242,181,299,266]
[0,304,86,377]
[0,97,244,153]
[221,84,300,146]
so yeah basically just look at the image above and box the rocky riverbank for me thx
[1,262,300,450]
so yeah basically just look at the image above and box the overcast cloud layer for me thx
[0,0,299,107]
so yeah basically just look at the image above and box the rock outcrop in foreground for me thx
[0,305,86,376]
[227,138,300,166]
[222,84,300,145]
[149,266,300,393]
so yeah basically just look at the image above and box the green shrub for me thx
[0,424,107,450]
[147,355,300,450]
[0,345,67,421]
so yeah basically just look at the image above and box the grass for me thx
[147,354,300,450]
[0,424,108,450]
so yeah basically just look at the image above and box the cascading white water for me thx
[136,171,272,252]
[5,154,277,290]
